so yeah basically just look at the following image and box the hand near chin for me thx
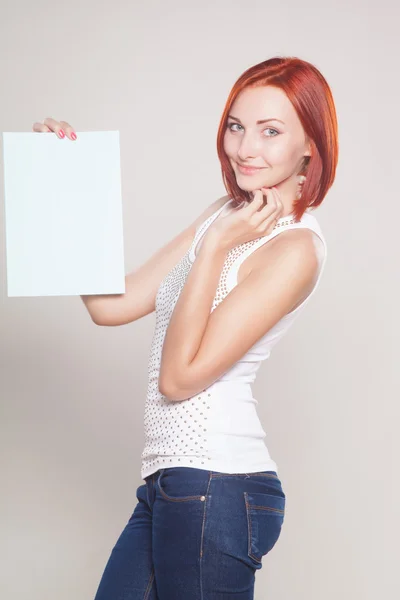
[208,187,284,252]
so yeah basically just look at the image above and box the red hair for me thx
[216,56,339,222]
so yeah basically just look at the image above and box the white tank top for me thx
[141,198,327,479]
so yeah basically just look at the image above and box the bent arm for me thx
[159,231,320,401]
[80,225,195,326]
[81,195,230,326]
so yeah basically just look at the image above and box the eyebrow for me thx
[227,114,285,125]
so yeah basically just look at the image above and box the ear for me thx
[304,138,312,157]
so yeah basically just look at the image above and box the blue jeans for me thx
[93,467,286,599]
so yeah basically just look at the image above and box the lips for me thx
[237,163,264,175]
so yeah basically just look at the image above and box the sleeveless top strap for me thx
[211,211,327,315]
[226,211,326,291]
[188,198,233,262]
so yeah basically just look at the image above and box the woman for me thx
[33,55,338,599]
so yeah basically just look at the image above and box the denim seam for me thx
[252,505,285,515]
[199,472,213,600]
[143,566,155,600]
[199,472,213,559]
[157,469,206,502]
[244,492,262,564]
[211,472,279,479]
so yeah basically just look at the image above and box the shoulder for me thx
[250,227,321,282]
[268,227,321,256]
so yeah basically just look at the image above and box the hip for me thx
[144,466,287,569]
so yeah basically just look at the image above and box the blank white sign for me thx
[2,131,125,297]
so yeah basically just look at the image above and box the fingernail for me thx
[71,132,77,140]
[59,130,65,138]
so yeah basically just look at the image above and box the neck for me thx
[272,176,300,218]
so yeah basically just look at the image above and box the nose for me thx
[237,132,262,161]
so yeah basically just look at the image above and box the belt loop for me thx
[157,468,164,485]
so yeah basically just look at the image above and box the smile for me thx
[236,163,265,175]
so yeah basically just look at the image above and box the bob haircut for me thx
[216,56,339,222]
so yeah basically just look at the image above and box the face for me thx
[223,85,311,197]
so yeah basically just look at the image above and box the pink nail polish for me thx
[71,132,77,140]
[59,130,65,138]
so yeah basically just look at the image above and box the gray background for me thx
[1,0,398,598]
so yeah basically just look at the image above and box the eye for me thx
[263,127,279,137]
[227,122,243,132]
[226,122,279,137]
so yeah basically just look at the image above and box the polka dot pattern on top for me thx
[141,198,327,479]
[141,212,218,478]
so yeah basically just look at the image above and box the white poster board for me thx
[2,131,125,297]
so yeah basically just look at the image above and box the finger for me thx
[261,188,285,231]
[257,188,277,222]
[244,189,265,215]
[259,203,281,233]
[246,189,276,234]
[32,122,52,132]
[43,117,65,137]
[269,187,284,217]
[260,187,283,221]
[59,121,77,140]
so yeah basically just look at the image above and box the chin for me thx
[235,177,269,191]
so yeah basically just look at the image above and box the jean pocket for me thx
[244,491,285,565]
[157,468,209,503]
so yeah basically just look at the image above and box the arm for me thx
[158,229,320,401]
[82,195,230,326]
